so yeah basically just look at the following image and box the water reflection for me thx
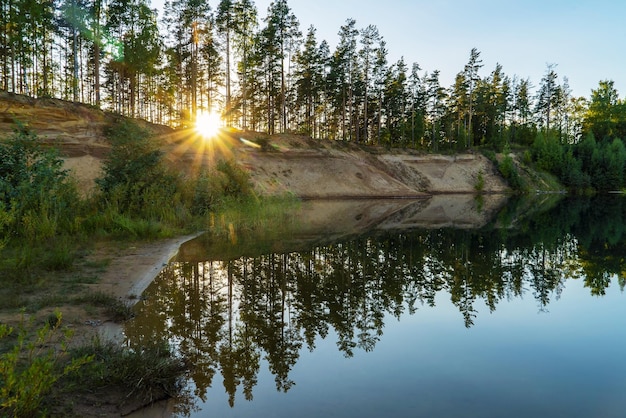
[124,195,626,414]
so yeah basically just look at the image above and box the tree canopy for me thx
[2,0,626,160]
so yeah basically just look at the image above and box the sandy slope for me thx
[1,91,509,198]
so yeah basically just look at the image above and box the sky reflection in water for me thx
[124,196,626,418]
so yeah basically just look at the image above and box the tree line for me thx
[3,0,626,186]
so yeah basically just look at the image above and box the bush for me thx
[96,119,180,217]
[188,170,223,215]
[532,131,563,172]
[217,159,253,198]
[498,154,523,191]
[0,126,81,242]
[482,150,497,164]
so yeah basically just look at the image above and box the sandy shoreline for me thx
[84,233,202,346]
[93,233,202,302]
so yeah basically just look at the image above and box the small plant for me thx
[72,337,187,407]
[474,170,485,192]
[482,149,497,164]
[0,311,93,416]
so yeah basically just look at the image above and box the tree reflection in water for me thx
[123,195,626,410]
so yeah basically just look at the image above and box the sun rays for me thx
[163,117,236,177]
[195,110,221,139]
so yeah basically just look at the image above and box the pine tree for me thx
[262,0,300,133]
[162,0,211,123]
[512,77,535,145]
[535,63,559,132]
[464,47,482,147]
[407,62,425,148]
[216,0,234,122]
[383,58,408,146]
[105,0,161,117]
[449,72,469,148]
[359,24,382,144]
[330,18,359,141]
[425,70,446,151]
[231,0,258,129]
[294,25,324,136]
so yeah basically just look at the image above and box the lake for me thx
[124,195,626,418]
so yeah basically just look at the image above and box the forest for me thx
[2,0,626,189]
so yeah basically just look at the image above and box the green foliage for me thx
[72,338,186,406]
[474,170,485,192]
[40,237,77,271]
[0,312,93,417]
[512,124,538,147]
[0,119,259,276]
[216,159,253,198]
[559,148,590,190]
[588,138,626,191]
[0,126,81,243]
[532,131,563,172]
[524,126,626,192]
[188,170,224,216]
[97,119,178,216]
[93,120,257,233]
[583,80,626,141]
[575,132,597,173]
[0,203,14,251]
[498,154,523,191]
[482,149,497,164]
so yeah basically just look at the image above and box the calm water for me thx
[124,195,626,418]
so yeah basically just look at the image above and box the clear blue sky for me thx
[252,0,626,98]
[155,0,626,98]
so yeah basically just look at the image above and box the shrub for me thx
[188,170,223,215]
[0,126,81,242]
[532,131,563,172]
[96,119,179,217]
[498,154,523,191]
[0,203,15,250]
[217,159,253,198]
[482,150,497,164]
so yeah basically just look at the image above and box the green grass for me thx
[66,337,188,408]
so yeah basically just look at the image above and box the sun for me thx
[195,110,221,138]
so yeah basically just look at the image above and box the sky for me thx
[154,0,626,98]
